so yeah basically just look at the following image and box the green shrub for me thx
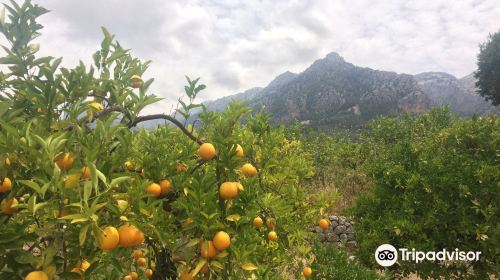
[353,109,499,279]
[310,243,387,280]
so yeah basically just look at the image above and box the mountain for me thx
[414,72,498,116]
[203,87,263,112]
[201,52,498,129]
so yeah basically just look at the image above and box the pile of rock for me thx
[313,215,357,250]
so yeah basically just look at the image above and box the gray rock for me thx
[345,226,354,234]
[326,233,339,242]
[334,225,346,235]
[329,221,338,230]
[339,217,346,225]
[347,233,356,241]
[340,233,348,241]
[329,215,339,222]
[347,241,358,249]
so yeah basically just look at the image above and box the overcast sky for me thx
[5,0,500,114]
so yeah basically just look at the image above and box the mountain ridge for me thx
[200,52,498,129]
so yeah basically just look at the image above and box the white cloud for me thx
[1,0,499,114]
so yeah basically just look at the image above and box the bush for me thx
[310,243,387,280]
[353,109,500,279]
[0,2,331,279]
[301,130,370,212]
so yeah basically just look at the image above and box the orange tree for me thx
[0,1,328,279]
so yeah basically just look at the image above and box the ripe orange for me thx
[176,162,188,173]
[146,183,161,197]
[56,153,74,171]
[253,217,263,228]
[303,267,313,278]
[81,167,91,180]
[80,260,90,271]
[133,249,143,260]
[134,230,145,246]
[99,226,119,250]
[213,231,231,250]
[145,269,153,278]
[241,163,257,177]
[219,182,238,200]
[0,177,12,192]
[159,179,171,193]
[118,224,144,247]
[25,271,48,280]
[123,276,132,280]
[89,102,104,111]
[198,143,216,161]
[268,231,278,241]
[319,219,329,230]
[235,144,244,157]
[1,197,18,215]
[64,173,81,188]
[137,257,147,267]
[199,240,217,259]
[71,260,90,279]
[129,271,139,279]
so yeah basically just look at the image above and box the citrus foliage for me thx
[309,243,386,280]
[353,109,499,279]
[0,1,327,279]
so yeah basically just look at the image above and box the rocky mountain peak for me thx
[415,72,457,83]
[325,51,345,62]
[193,52,498,131]
[267,71,297,89]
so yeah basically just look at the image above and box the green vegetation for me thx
[304,109,499,279]
[476,30,500,105]
[353,109,499,279]
[0,1,498,280]
[310,242,387,280]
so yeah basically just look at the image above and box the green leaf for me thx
[190,258,207,277]
[109,176,130,188]
[83,180,92,204]
[18,180,42,195]
[79,224,89,246]
[241,263,258,271]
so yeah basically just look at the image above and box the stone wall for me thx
[313,215,357,250]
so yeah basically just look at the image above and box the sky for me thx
[3,0,500,114]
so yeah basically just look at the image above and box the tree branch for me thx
[128,114,203,145]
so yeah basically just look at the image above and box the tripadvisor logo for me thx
[375,244,481,267]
